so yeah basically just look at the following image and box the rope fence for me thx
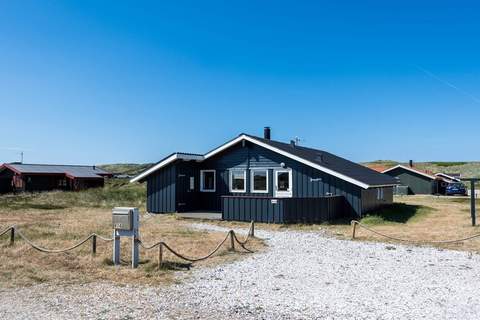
[0,221,256,269]
[139,221,255,268]
[351,220,480,244]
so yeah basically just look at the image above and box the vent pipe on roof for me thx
[409,160,413,167]
[264,127,271,140]
[290,140,296,147]
[93,165,96,170]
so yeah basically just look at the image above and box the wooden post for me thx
[249,220,255,238]
[158,243,163,269]
[92,235,97,256]
[230,231,235,251]
[471,181,476,226]
[9,227,14,246]
[352,221,357,239]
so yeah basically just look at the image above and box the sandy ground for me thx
[1,223,480,320]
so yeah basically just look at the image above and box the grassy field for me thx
[0,181,262,288]
[99,163,153,176]
[320,195,480,252]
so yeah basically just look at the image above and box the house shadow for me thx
[158,261,192,271]
[325,203,425,225]
[363,203,425,223]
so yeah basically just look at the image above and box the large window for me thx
[275,169,292,197]
[229,170,246,192]
[251,169,268,193]
[200,170,216,192]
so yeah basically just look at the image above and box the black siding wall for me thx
[361,187,394,214]
[147,163,176,213]
[145,141,390,217]
[222,196,346,223]
[385,168,434,195]
[200,142,362,216]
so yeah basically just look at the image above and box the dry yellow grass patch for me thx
[0,206,263,288]
[319,195,480,252]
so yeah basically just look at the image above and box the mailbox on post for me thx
[112,207,139,268]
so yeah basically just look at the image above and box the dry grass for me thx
[0,194,263,288]
[318,195,480,252]
[207,195,480,253]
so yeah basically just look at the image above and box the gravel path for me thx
[1,224,480,319]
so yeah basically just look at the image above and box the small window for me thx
[275,169,292,197]
[230,170,246,193]
[189,177,195,190]
[200,170,216,192]
[251,169,268,193]
[377,188,384,200]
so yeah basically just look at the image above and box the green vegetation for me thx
[362,160,399,167]
[99,163,153,176]
[429,162,468,167]
[0,179,146,211]
[361,203,433,225]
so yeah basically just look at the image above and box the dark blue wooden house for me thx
[131,128,397,223]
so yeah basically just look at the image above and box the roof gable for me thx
[382,165,436,180]
[131,134,397,189]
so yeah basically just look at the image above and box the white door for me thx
[274,169,292,197]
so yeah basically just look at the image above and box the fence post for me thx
[158,243,163,269]
[92,235,97,256]
[249,221,255,238]
[9,227,15,246]
[230,231,235,251]
[351,221,357,239]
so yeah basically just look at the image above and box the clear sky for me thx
[1,1,479,165]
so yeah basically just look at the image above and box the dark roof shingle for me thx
[4,164,110,179]
[246,134,398,187]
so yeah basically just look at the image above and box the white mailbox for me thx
[112,207,140,268]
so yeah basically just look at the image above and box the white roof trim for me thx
[382,165,436,180]
[435,173,461,182]
[130,153,203,183]
[132,134,398,189]
[204,134,378,189]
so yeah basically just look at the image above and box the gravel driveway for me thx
[1,224,480,319]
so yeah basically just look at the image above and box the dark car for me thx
[446,182,468,196]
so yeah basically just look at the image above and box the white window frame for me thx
[251,169,269,193]
[200,170,216,192]
[377,187,384,200]
[274,169,292,198]
[229,169,246,193]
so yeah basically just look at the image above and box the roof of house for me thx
[435,173,461,182]
[363,164,391,173]
[382,164,437,180]
[131,134,398,189]
[0,163,111,179]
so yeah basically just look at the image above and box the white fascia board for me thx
[130,153,203,183]
[368,184,400,188]
[435,173,460,182]
[203,134,372,189]
[382,165,436,180]
[203,135,246,159]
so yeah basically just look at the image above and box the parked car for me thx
[445,182,468,196]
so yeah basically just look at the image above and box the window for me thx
[251,169,268,193]
[189,177,195,190]
[229,170,246,192]
[377,188,384,200]
[274,169,292,197]
[58,179,67,187]
[200,170,216,192]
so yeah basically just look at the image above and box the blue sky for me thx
[1,1,479,165]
